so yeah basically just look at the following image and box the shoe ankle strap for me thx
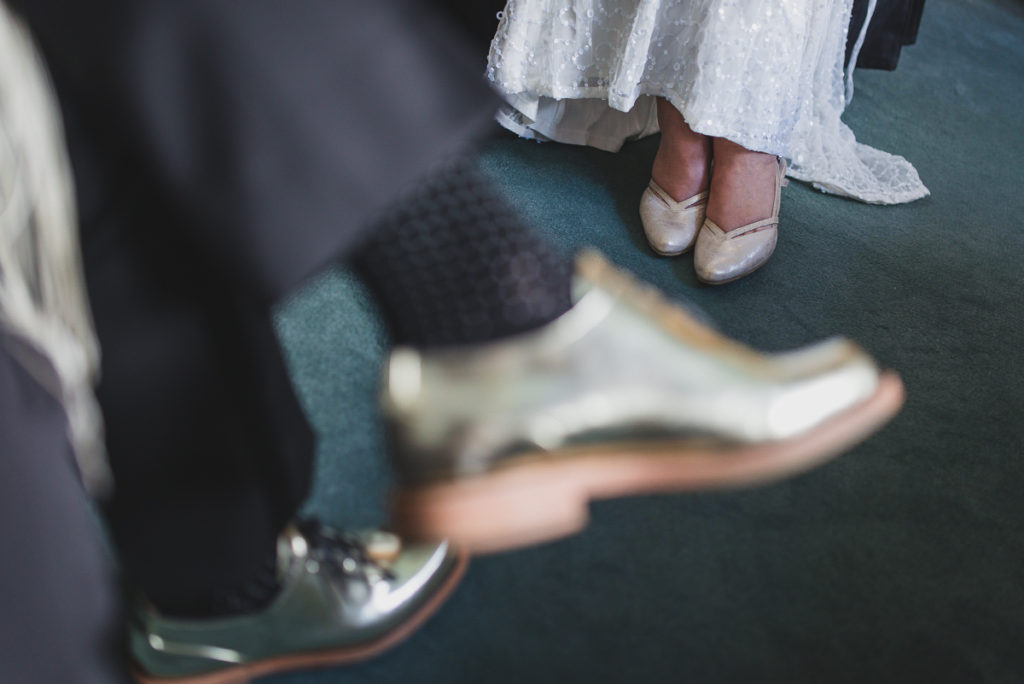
[648,179,708,210]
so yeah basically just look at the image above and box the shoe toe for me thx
[639,187,703,255]
[766,337,881,438]
[641,212,699,255]
[694,225,777,284]
[385,539,461,601]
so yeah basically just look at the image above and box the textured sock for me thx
[352,156,574,348]
[148,549,281,619]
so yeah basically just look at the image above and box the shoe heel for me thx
[392,463,590,554]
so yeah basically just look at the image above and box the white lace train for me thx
[487,0,929,205]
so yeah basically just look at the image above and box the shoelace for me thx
[296,518,396,583]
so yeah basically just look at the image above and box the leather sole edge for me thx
[393,372,905,554]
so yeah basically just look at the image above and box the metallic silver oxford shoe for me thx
[130,520,467,684]
[385,251,904,554]
[638,180,708,256]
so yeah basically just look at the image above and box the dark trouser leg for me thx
[85,148,576,616]
[83,214,314,617]
[15,0,504,621]
[0,336,129,684]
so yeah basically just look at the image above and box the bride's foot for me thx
[650,98,711,201]
[639,99,711,256]
[694,139,787,285]
[706,139,779,233]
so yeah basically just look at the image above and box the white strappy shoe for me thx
[693,157,788,285]
[639,180,708,256]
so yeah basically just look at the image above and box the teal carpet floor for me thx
[271,0,1024,681]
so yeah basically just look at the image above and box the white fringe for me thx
[0,3,109,494]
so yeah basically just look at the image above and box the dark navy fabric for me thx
[0,335,128,684]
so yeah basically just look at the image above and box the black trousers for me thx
[847,0,926,70]
[13,0,496,608]
[82,195,319,610]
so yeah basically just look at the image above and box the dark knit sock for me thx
[147,549,281,619]
[352,156,574,348]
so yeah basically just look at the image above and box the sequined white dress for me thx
[487,0,928,205]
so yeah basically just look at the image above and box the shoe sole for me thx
[132,549,469,684]
[650,243,694,257]
[393,372,905,554]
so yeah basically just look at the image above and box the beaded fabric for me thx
[487,0,929,205]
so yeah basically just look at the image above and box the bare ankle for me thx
[651,99,710,201]
[707,139,780,232]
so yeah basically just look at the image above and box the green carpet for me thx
[271,0,1024,681]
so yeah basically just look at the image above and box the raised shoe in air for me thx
[385,251,905,553]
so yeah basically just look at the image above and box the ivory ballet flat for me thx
[639,180,708,256]
[694,157,788,285]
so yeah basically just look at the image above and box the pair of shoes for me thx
[639,180,708,255]
[385,251,905,554]
[694,156,788,285]
[127,251,905,681]
[130,520,467,684]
